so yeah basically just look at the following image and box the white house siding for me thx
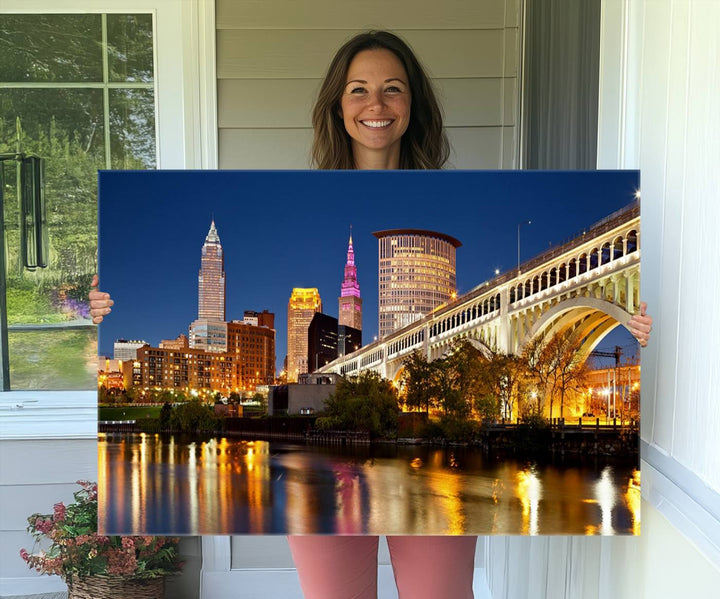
[0,435,96,597]
[485,0,720,597]
[216,0,521,169]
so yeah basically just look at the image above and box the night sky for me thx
[98,170,641,372]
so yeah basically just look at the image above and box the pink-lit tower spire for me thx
[338,228,362,331]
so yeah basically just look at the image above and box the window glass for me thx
[107,14,154,83]
[109,89,156,169]
[0,14,103,82]
[0,13,155,390]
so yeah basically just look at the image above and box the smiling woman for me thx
[340,49,412,169]
[311,30,448,170]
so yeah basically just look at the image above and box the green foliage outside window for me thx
[0,13,155,390]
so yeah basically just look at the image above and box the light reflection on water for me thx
[97,433,640,536]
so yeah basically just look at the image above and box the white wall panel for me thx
[230,536,296,569]
[446,127,506,169]
[638,0,678,455]
[0,440,97,486]
[219,129,313,169]
[218,29,509,80]
[0,483,85,531]
[672,2,720,484]
[217,0,508,30]
[218,79,319,128]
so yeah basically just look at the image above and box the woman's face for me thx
[340,49,411,165]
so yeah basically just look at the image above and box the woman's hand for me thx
[628,301,652,347]
[89,275,114,324]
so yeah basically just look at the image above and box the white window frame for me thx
[0,0,217,440]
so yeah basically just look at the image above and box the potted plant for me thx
[20,480,182,599]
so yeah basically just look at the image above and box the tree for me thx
[522,329,590,419]
[401,350,437,414]
[168,401,219,433]
[316,371,399,438]
[442,340,484,419]
[477,351,528,421]
[159,402,172,428]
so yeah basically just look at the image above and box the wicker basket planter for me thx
[67,575,165,599]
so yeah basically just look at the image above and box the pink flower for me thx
[107,548,137,576]
[121,537,135,549]
[34,518,53,534]
[53,503,66,522]
[19,549,29,562]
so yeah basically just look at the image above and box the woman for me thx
[90,31,653,599]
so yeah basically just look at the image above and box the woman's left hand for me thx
[628,301,652,347]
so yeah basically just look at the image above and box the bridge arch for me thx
[522,297,633,361]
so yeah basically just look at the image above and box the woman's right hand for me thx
[89,275,114,324]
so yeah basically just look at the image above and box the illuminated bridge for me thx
[318,201,641,384]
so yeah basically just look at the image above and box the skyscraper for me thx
[373,229,461,338]
[198,220,225,321]
[287,288,322,382]
[191,220,227,352]
[338,233,362,331]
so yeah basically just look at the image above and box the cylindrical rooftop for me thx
[372,229,462,248]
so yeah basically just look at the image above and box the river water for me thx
[97,433,640,536]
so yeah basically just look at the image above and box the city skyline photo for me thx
[98,168,643,536]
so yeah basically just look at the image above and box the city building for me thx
[584,363,641,420]
[113,339,148,361]
[286,288,322,382]
[134,344,242,395]
[373,229,462,338]
[227,316,276,389]
[242,310,274,328]
[308,313,362,372]
[338,233,362,331]
[189,319,228,353]
[191,220,228,352]
[198,219,225,320]
[308,313,338,372]
[338,324,362,357]
[159,334,189,349]
[268,372,341,416]
[97,357,126,391]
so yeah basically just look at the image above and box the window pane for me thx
[0,14,103,82]
[1,11,156,391]
[0,89,106,162]
[110,89,156,169]
[107,14,154,83]
[1,89,103,285]
[8,329,96,390]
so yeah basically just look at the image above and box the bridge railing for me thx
[488,417,638,430]
[468,200,640,296]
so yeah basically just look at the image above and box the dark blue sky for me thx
[98,170,640,371]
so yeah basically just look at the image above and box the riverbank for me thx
[99,415,638,457]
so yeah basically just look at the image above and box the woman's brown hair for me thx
[311,31,449,170]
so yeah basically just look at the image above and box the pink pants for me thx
[288,536,477,599]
